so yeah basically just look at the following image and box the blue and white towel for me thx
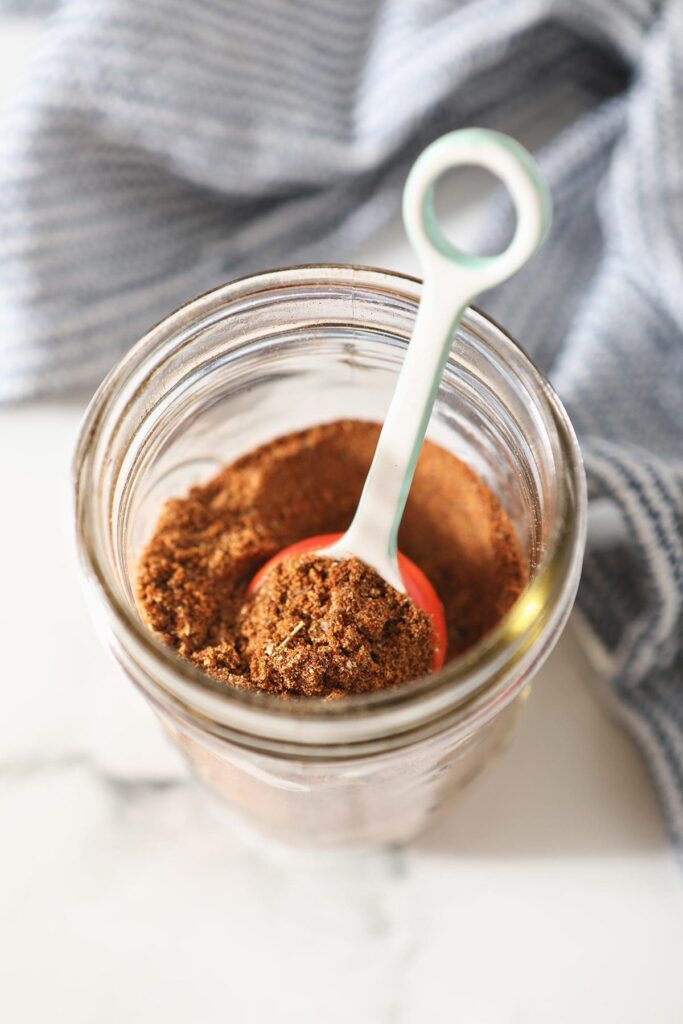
[2,1,683,847]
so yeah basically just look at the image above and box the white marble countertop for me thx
[1,15,682,1024]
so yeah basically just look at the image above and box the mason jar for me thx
[73,264,586,848]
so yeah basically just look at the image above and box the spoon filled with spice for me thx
[249,128,551,674]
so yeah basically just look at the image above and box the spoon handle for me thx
[340,129,551,585]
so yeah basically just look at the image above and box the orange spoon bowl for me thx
[248,533,447,672]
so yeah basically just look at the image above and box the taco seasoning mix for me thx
[137,419,526,697]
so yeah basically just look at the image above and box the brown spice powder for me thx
[137,419,527,698]
[236,554,434,697]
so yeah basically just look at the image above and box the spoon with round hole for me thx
[249,128,551,672]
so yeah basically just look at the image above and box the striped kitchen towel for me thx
[1,0,683,848]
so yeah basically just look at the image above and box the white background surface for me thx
[1,14,682,1024]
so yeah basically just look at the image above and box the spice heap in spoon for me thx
[239,554,435,698]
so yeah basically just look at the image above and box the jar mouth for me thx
[74,263,586,754]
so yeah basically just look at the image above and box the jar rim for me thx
[74,263,587,755]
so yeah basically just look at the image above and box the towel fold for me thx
[2,0,682,846]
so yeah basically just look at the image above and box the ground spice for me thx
[137,419,526,698]
[236,554,434,697]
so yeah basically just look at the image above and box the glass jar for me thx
[73,264,586,848]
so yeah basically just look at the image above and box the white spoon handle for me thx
[326,129,551,591]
